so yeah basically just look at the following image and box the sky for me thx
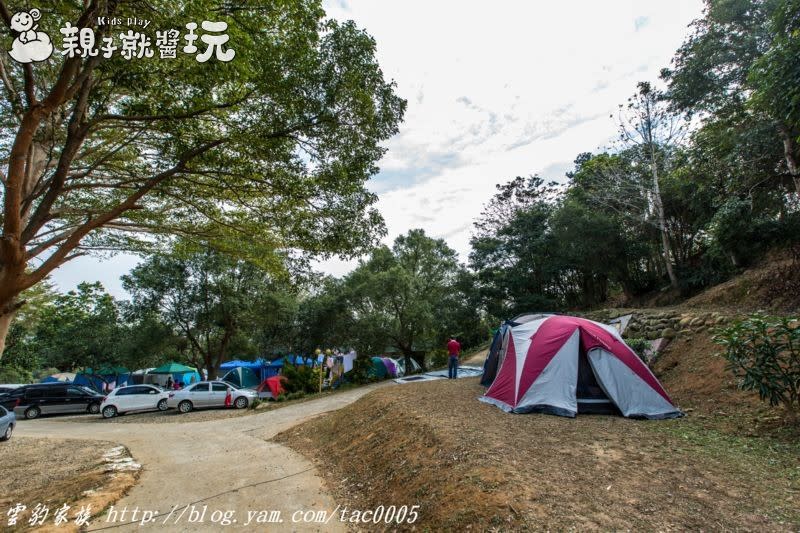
[50,0,704,298]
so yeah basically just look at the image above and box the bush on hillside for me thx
[282,364,322,394]
[429,349,448,369]
[0,365,31,384]
[349,356,378,384]
[625,338,650,363]
[714,314,800,423]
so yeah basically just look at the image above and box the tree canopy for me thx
[0,0,405,357]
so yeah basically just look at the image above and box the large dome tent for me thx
[480,314,682,419]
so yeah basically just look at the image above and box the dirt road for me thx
[15,383,390,531]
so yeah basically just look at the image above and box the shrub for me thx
[714,314,800,423]
[249,399,262,410]
[625,337,651,362]
[349,356,377,384]
[429,349,448,369]
[0,365,32,384]
[285,391,306,401]
[282,363,322,394]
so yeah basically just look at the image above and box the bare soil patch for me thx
[0,438,138,532]
[277,378,800,531]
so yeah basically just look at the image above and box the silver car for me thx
[0,405,15,441]
[166,381,257,413]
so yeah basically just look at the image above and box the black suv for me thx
[0,384,104,419]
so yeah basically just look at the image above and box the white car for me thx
[167,381,257,413]
[100,384,170,418]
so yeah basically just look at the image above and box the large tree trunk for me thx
[779,126,800,196]
[650,149,679,291]
[0,309,16,358]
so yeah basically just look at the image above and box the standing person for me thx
[447,337,461,379]
[224,387,232,407]
[165,376,173,390]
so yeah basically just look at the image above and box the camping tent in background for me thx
[40,372,76,383]
[480,314,682,419]
[147,362,201,387]
[287,355,315,366]
[256,375,287,399]
[129,368,154,385]
[380,357,398,377]
[262,358,283,378]
[220,366,261,389]
[73,366,131,392]
[392,356,421,377]
[368,356,388,379]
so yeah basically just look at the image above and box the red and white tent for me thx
[480,315,681,419]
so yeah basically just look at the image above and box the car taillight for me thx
[15,398,21,407]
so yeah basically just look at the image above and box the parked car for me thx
[0,384,105,419]
[0,384,25,395]
[167,381,257,413]
[0,406,15,441]
[100,385,170,418]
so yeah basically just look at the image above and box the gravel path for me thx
[15,382,391,531]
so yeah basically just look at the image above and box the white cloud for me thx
[51,1,703,294]
[320,0,703,267]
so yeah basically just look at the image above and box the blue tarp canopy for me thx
[220,359,263,369]
[73,367,131,392]
[220,358,288,380]
[287,355,315,366]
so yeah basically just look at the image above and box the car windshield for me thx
[219,381,239,390]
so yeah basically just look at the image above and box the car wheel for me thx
[24,406,41,420]
[102,405,117,419]
[0,425,12,441]
[88,403,101,414]
[178,400,193,413]
[157,399,168,411]
[234,396,248,409]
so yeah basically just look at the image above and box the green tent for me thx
[148,362,197,374]
[93,365,129,375]
[369,356,388,379]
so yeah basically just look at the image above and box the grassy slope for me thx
[276,376,799,531]
[277,324,799,531]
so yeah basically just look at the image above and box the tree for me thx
[294,276,354,353]
[469,176,561,317]
[614,82,687,290]
[662,0,800,195]
[0,0,405,358]
[0,277,59,377]
[29,282,122,371]
[122,245,294,380]
[472,175,558,239]
[749,0,800,193]
[343,229,463,370]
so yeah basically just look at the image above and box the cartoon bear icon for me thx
[8,9,53,63]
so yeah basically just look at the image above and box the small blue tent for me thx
[73,367,131,392]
